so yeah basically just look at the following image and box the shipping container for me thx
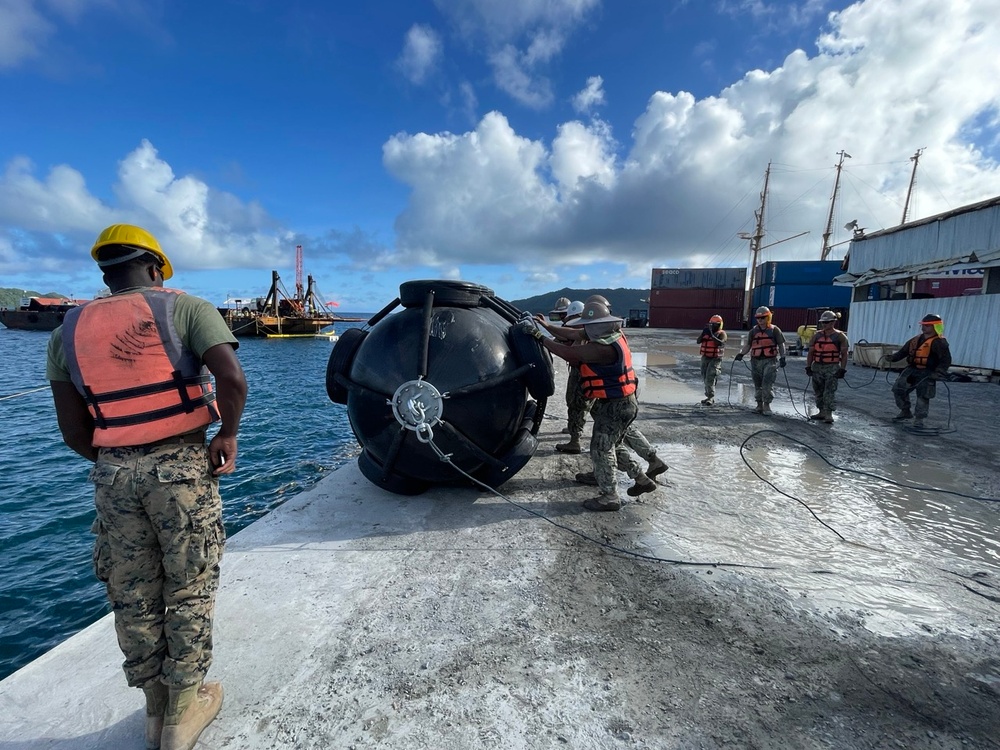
[651,267,746,290]
[913,278,982,297]
[755,260,844,286]
[751,283,852,310]
[758,307,850,335]
[648,306,743,330]
[649,287,745,309]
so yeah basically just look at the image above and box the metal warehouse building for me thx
[838,195,1000,372]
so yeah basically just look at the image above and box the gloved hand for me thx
[734,353,744,362]
[778,357,786,368]
[701,327,711,337]
[805,367,813,377]
[836,368,847,379]
[518,320,543,340]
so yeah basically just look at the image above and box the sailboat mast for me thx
[900,148,924,225]
[820,150,851,261]
[743,162,771,325]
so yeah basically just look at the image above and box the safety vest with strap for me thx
[811,331,844,364]
[699,332,724,358]
[908,334,940,369]
[578,337,638,399]
[750,326,779,358]
[62,288,219,447]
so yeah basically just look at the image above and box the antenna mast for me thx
[820,150,851,261]
[742,162,771,325]
[900,147,924,225]
[295,244,304,301]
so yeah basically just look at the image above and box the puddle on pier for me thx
[639,442,1000,636]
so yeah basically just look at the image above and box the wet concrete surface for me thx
[2,325,999,749]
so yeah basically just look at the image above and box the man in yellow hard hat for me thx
[46,224,248,750]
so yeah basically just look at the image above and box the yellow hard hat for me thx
[91,224,173,280]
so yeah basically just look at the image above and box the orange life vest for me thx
[908,334,939,369]
[699,332,724,358]
[811,331,844,364]
[62,288,218,447]
[578,337,638,399]
[750,326,778,358]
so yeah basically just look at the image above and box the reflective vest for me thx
[699,332,724,358]
[579,337,638,399]
[62,288,218,447]
[750,326,778,358]
[811,331,844,364]
[908,334,939,369]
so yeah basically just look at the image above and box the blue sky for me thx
[1,0,998,310]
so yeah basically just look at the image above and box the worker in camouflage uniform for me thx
[527,300,656,511]
[805,310,850,423]
[696,314,727,405]
[735,306,786,415]
[47,224,247,750]
[887,313,952,429]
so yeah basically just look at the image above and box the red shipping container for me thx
[913,278,982,297]
[649,287,745,309]
[648,306,743,330]
[764,307,811,333]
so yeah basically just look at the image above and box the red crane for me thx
[295,244,304,301]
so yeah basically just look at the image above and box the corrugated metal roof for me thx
[848,195,1000,275]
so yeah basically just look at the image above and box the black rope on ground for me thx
[742,429,1000,503]
[423,432,777,571]
[739,430,848,541]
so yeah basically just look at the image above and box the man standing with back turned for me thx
[46,224,247,750]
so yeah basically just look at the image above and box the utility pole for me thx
[820,150,851,261]
[742,162,771,326]
[900,147,924,225]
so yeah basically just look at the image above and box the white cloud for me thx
[0,140,290,275]
[434,0,600,107]
[396,23,442,84]
[385,0,1000,271]
[572,76,605,114]
[0,0,56,68]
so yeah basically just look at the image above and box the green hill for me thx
[508,287,647,317]
[0,288,68,308]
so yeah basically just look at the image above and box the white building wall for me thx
[849,295,1000,371]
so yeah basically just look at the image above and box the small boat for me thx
[218,271,363,338]
[0,297,85,332]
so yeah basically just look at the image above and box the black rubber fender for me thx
[472,427,538,490]
[508,327,556,400]
[399,280,494,309]
[325,327,368,404]
[357,448,430,496]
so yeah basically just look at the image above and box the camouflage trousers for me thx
[892,366,936,419]
[623,424,657,463]
[751,356,778,405]
[90,442,225,690]
[565,366,594,438]
[590,394,641,495]
[810,362,840,412]
[700,355,723,399]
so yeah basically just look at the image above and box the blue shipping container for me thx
[755,260,844,286]
[651,267,746,290]
[752,283,852,310]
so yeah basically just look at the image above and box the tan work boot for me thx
[161,682,224,750]
[646,456,669,479]
[753,401,764,414]
[574,471,598,486]
[555,437,582,454]
[822,410,834,424]
[761,403,772,416]
[627,473,657,497]
[808,410,824,420]
[143,682,168,750]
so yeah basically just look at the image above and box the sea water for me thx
[0,322,366,681]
